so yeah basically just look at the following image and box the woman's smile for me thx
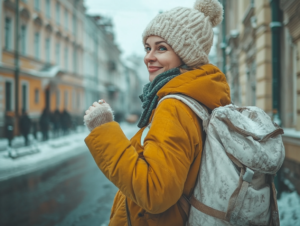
[148,66,163,73]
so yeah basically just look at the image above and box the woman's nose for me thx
[145,50,157,64]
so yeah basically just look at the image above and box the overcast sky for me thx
[84,0,196,60]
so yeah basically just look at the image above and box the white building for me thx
[83,15,128,122]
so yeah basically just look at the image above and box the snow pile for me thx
[278,191,300,226]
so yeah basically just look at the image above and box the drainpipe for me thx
[14,0,20,122]
[220,0,227,76]
[0,0,3,64]
[270,0,282,198]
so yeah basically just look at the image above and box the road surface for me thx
[0,147,118,226]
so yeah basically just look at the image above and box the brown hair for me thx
[179,64,205,74]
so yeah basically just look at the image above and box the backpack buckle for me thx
[243,167,254,183]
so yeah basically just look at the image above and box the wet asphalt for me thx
[0,147,118,226]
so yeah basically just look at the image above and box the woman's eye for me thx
[158,46,167,51]
[145,47,151,52]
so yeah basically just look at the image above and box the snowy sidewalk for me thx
[0,122,139,182]
[0,129,90,182]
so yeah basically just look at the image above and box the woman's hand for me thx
[83,99,114,132]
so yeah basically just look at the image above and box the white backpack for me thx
[141,94,285,226]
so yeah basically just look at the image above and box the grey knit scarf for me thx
[137,68,181,128]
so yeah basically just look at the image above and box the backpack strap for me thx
[140,94,210,146]
[180,154,278,226]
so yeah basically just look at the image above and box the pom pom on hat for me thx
[194,0,223,27]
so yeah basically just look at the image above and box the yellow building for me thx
[0,0,86,135]
[217,0,300,193]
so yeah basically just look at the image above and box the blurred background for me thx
[0,0,299,225]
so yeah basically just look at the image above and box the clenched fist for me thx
[83,100,114,131]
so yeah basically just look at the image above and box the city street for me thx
[0,122,139,226]
[0,148,117,226]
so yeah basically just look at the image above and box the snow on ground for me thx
[0,122,139,182]
[0,128,90,181]
[278,191,300,226]
[3,122,299,226]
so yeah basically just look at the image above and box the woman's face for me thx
[144,36,182,82]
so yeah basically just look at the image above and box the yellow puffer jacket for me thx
[85,64,231,226]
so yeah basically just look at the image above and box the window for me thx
[73,14,76,35]
[64,90,68,108]
[65,10,68,30]
[46,0,51,18]
[45,38,51,62]
[56,90,60,108]
[22,83,28,111]
[56,3,60,25]
[34,0,40,11]
[64,47,68,70]
[34,32,40,59]
[35,89,39,104]
[56,43,60,65]
[5,81,13,111]
[73,47,77,72]
[5,17,12,50]
[20,25,27,55]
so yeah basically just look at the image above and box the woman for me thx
[84,0,230,225]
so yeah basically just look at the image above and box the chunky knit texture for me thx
[142,0,223,68]
[84,103,114,132]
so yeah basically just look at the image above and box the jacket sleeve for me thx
[85,99,200,214]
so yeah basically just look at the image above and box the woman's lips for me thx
[148,66,163,73]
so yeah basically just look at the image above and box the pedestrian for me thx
[4,112,14,147]
[61,109,71,135]
[32,121,38,140]
[39,108,50,141]
[51,109,61,138]
[84,0,231,225]
[19,109,32,146]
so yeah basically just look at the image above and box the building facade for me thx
[1,0,129,136]
[217,0,300,193]
[83,15,127,122]
[1,0,86,134]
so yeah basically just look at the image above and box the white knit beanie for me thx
[142,0,223,68]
